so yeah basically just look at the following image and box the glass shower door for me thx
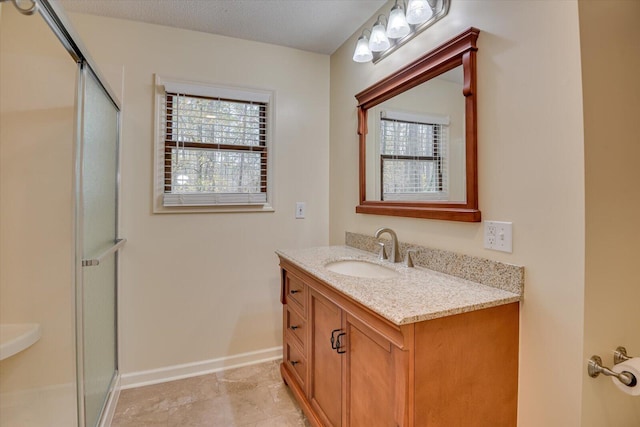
[77,63,121,427]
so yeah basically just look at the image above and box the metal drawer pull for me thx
[330,329,341,350]
[290,289,300,294]
[290,360,300,366]
[290,325,300,330]
[336,332,346,354]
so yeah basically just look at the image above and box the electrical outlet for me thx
[484,221,513,253]
[295,202,305,219]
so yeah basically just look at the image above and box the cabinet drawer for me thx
[285,274,306,313]
[285,307,306,349]
[285,340,306,388]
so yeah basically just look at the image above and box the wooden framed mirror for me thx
[355,27,480,222]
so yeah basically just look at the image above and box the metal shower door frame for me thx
[30,1,124,426]
[74,61,124,427]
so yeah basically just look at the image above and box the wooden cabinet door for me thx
[309,289,343,427]
[344,314,397,427]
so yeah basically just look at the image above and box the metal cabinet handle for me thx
[290,289,300,294]
[336,332,346,354]
[330,329,346,354]
[290,360,300,366]
[330,328,341,350]
[290,325,300,330]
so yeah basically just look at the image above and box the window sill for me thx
[153,202,275,214]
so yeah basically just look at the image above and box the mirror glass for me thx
[365,66,465,203]
[355,27,480,222]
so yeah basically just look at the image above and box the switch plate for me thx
[484,221,513,253]
[295,202,305,219]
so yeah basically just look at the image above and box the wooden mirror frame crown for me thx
[355,27,481,222]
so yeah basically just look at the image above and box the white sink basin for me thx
[325,260,398,279]
[0,323,41,361]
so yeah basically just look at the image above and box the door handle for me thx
[82,238,126,267]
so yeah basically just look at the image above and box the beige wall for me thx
[330,1,586,426]
[580,1,640,425]
[23,0,635,424]
[0,5,77,393]
[66,14,330,375]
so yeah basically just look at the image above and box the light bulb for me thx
[353,35,373,63]
[386,4,411,39]
[369,21,390,52]
[406,0,433,25]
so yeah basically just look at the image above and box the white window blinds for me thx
[159,81,271,207]
[380,111,449,201]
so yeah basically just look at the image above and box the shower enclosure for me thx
[0,1,123,426]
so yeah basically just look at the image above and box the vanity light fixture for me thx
[369,16,391,52]
[406,0,434,25]
[352,0,451,64]
[386,0,411,39]
[352,29,374,62]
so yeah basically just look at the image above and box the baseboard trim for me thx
[120,346,282,389]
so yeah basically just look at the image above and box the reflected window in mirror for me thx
[355,28,480,222]
[367,66,465,203]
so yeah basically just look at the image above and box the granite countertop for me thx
[276,246,521,326]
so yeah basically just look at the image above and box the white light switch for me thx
[295,202,305,219]
[484,221,513,253]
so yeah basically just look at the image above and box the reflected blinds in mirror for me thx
[380,111,449,201]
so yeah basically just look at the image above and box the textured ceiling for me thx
[58,0,387,55]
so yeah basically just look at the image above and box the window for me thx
[154,76,274,212]
[379,110,449,201]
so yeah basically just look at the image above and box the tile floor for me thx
[111,360,310,427]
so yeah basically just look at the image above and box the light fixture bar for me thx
[353,0,451,64]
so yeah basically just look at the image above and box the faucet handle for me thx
[404,249,417,267]
[377,242,388,260]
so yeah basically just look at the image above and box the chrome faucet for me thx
[374,227,401,263]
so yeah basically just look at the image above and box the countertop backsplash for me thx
[345,232,524,295]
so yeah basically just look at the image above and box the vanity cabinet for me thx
[309,289,342,426]
[279,257,519,427]
[343,312,399,426]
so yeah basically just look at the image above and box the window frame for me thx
[153,75,275,214]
